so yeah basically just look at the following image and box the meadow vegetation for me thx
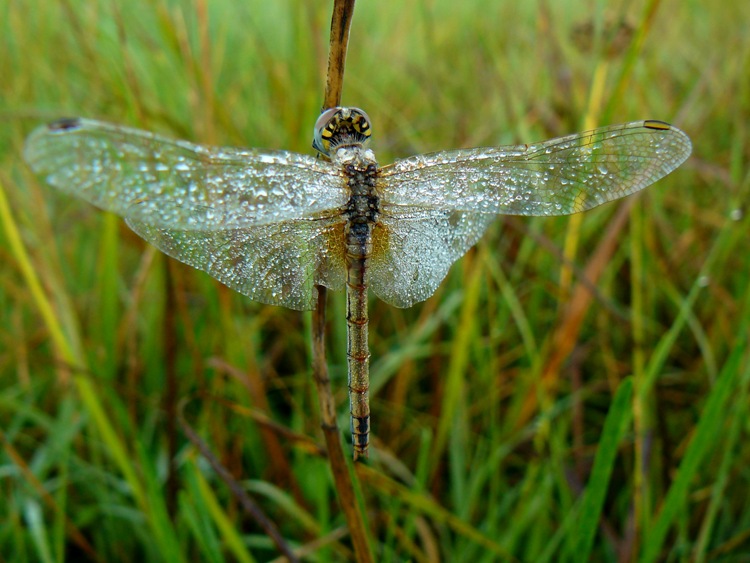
[1,0,748,560]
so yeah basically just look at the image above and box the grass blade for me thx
[641,302,750,563]
[574,377,633,559]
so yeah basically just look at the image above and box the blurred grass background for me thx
[1,0,748,561]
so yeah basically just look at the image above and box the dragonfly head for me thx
[312,107,372,156]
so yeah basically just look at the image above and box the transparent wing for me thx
[126,215,347,311]
[24,118,348,228]
[370,208,495,308]
[379,121,691,215]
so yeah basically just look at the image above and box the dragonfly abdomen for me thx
[345,220,372,459]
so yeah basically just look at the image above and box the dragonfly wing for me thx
[126,215,346,311]
[379,121,691,215]
[370,207,495,308]
[25,118,347,228]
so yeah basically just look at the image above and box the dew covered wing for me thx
[377,121,692,216]
[24,118,348,229]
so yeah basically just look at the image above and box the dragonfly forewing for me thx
[24,118,349,229]
[379,121,692,216]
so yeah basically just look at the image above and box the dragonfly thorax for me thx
[339,146,379,223]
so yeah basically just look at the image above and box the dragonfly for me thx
[24,107,691,460]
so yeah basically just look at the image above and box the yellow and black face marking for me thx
[312,107,372,156]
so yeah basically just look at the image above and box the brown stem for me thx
[323,0,356,109]
[310,1,374,561]
[311,288,373,562]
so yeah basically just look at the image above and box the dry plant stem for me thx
[312,290,373,563]
[310,1,374,561]
[313,0,358,459]
[178,401,300,563]
[314,0,358,460]
[323,0,356,109]
[312,288,338,428]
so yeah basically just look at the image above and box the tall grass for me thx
[1,0,748,560]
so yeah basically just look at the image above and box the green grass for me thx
[1,0,749,560]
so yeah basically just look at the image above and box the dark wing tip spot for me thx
[643,120,672,131]
[48,117,82,132]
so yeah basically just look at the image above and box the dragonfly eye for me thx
[312,107,372,156]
